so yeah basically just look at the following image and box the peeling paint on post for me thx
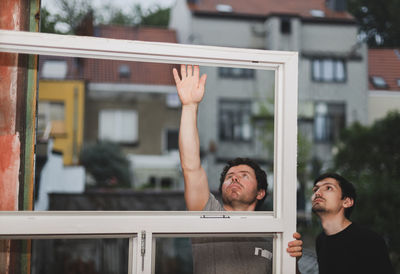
[0,2,21,274]
[0,0,40,273]
[0,1,22,274]
[0,134,20,210]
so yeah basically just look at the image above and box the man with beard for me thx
[173,64,302,274]
[312,173,394,274]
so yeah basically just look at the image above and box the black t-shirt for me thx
[316,223,394,274]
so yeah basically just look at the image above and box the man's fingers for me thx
[187,65,193,76]
[287,246,302,252]
[293,232,301,240]
[193,65,199,80]
[199,74,207,88]
[288,240,303,247]
[180,64,187,78]
[172,68,181,85]
[287,246,303,258]
[288,251,302,258]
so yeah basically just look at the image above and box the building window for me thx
[98,109,138,144]
[370,76,388,89]
[218,67,255,79]
[118,64,131,78]
[41,60,68,79]
[314,102,345,143]
[219,100,252,142]
[37,101,66,139]
[312,58,346,82]
[166,93,181,108]
[280,17,291,34]
[165,129,179,152]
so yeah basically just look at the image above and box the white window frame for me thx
[0,29,298,274]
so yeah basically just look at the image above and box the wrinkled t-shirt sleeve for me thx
[202,193,224,211]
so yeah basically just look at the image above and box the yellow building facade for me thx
[38,80,85,165]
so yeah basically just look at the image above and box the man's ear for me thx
[343,197,354,208]
[257,189,266,200]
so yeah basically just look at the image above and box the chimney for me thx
[326,0,347,12]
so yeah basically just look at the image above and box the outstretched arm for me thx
[173,65,209,211]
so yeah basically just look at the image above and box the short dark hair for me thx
[314,173,357,218]
[219,157,268,210]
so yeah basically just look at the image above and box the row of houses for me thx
[36,0,400,209]
[30,1,400,273]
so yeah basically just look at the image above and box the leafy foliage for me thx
[98,4,170,27]
[140,6,170,27]
[80,142,132,188]
[41,1,171,33]
[347,0,400,47]
[333,111,400,268]
[53,0,92,34]
[40,7,57,33]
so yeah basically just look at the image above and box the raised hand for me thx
[173,64,207,106]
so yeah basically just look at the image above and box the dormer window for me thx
[216,4,233,13]
[370,76,388,89]
[310,9,325,17]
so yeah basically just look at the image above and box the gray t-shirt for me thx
[192,193,273,274]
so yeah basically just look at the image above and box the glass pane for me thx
[36,56,275,211]
[322,59,334,81]
[0,238,130,274]
[312,60,321,80]
[335,60,345,81]
[154,235,274,274]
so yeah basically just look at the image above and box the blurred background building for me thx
[1,0,399,273]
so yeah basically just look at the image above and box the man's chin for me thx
[312,206,325,214]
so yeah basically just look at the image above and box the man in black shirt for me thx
[311,173,394,274]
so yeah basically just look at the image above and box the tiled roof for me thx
[39,26,178,86]
[368,49,400,91]
[85,25,178,85]
[189,0,354,21]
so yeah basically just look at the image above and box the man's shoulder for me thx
[348,223,384,241]
[316,231,325,242]
[203,192,224,211]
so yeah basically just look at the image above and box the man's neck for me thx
[320,214,352,235]
[223,202,256,211]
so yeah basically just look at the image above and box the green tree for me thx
[96,4,136,26]
[49,0,92,34]
[347,0,400,47]
[98,4,170,27]
[80,141,132,188]
[40,7,57,33]
[333,111,400,269]
[140,6,170,27]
